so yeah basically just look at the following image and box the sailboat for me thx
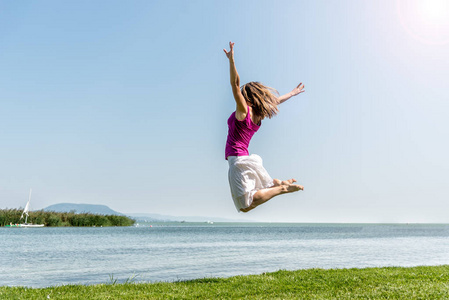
[6,189,44,228]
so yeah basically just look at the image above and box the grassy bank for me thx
[0,209,135,227]
[1,265,449,299]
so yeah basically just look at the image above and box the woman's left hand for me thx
[223,41,235,60]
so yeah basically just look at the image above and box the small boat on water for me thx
[5,189,44,228]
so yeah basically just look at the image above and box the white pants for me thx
[227,154,274,212]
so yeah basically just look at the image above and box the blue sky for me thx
[2,0,449,222]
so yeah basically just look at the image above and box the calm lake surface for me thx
[1,223,449,287]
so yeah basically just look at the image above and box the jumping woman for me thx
[224,41,305,213]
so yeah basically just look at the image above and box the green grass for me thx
[0,209,135,227]
[2,266,449,299]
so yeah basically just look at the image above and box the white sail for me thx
[20,189,32,221]
[7,188,44,228]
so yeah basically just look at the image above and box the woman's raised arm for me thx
[223,42,247,117]
[278,83,305,104]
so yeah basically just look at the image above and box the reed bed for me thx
[0,208,135,227]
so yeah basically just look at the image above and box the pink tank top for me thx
[225,108,261,160]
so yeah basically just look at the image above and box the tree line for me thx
[0,208,135,227]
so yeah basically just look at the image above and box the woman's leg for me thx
[240,184,303,212]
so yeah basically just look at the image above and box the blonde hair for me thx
[241,82,279,120]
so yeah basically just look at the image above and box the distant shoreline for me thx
[0,209,135,227]
[1,265,448,298]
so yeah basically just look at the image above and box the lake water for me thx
[1,223,449,288]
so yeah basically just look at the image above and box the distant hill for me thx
[43,203,124,216]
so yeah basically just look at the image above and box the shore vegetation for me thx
[0,208,135,227]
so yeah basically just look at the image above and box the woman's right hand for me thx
[223,41,235,60]
[291,83,305,96]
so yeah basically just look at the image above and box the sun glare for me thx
[397,0,449,45]
[420,0,448,22]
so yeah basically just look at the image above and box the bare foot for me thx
[281,179,297,185]
[273,178,297,186]
[285,184,304,192]
[273,179,282,186]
